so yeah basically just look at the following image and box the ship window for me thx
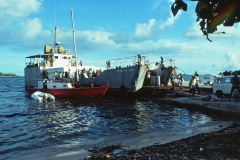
[55,56,58,59]
[53,85,56,88]
[68,57,71,60]
[64,57,67,59]
[63,85,67,87]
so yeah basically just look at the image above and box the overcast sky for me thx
[1,0,240,76]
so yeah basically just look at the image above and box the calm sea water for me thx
[0,77,227,159]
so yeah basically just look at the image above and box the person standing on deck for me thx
[229,72,240,101]
[54,71,58,78]
[67,69,71,82]
[59,72,62,78]
[42,70,49,81]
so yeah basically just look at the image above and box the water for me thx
[0,77,227,159]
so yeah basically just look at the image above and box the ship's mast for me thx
[54,25,57,48]
[71,9,79,81]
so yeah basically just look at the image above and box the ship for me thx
[76,55,175,97]
[24,9,109,99]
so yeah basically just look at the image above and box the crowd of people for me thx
[170,71,201,96]
[42,68,103,83]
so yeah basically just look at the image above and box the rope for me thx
[177,67,189,75]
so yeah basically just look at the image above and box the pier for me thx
[104,84,240,116]
[159,86,240,116]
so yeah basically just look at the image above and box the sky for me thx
[0,0,240,76]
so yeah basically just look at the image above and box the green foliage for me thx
[171,0,240,42]
[220,70,240,76]
[0,72,17,76]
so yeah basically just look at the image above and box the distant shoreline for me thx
[0,72,18,77]
[0,76,20,77]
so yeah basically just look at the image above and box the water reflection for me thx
[134,101,153,132]
[0,97,219,158]
[28,101,98,141]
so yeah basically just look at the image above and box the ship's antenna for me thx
[71,9,79,81]
[54,0,57,48]
[54,0,56,27]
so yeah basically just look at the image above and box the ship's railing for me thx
[149,58,175,70]
[106,55,148,69]
[25,47,72,68]
[163,59,175,68]
[71,61,82,67]
[25,61,49,68]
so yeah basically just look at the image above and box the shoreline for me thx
[39,121,236,160]
[85,122,240,159]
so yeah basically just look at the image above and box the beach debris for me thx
[210,94,220,102]
[85,144,123,159]
[84,121,240,159]
[104,154,111,159]
[202,94,219,102]
[113,149,121,155]
[202,95,212,101]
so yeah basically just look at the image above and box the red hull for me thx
[25,84,109,99]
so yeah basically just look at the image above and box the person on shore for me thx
[189,75,196,96]
[229,72,240,101]
[178,73,183,89]
[195,73,201,94]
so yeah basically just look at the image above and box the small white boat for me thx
[31,91,55,101]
